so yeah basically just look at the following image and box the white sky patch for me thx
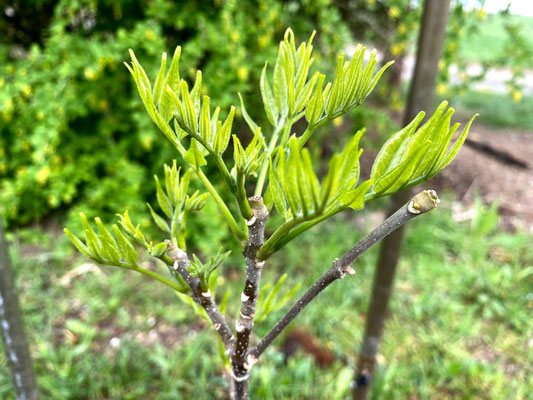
[467,0,533,16]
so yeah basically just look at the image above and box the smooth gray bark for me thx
[231,197,268,400]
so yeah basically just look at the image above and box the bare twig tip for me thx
[409,190,439,214]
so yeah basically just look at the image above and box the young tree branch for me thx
[231,196,269,400]
[248,190,439,360]
[166,242,235,350]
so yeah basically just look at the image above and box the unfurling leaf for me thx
[233,128,266,178]
[154,176,173,218]
[188,248,231,291]
[369,101,476,198]
[341,180,373,210]
[64,228,92,258]
[113,225,138,265]
[184,139,207,168]
[305,73,325,128]
[238,93,259,134]
[180,80,198,134]
[260,63,279,126]
[147,203,171,233]
[79,212,103,261]
[215,106,235,154]
[186,191,210,212]
[150,242,168,258]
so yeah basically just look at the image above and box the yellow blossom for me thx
[2,112,13,122]
[0,164,6,174]
[36,111,45,121]
[36,166,51,184]
[230,31,240,43]
[84,67,98,80]
[258,35,269,48]
[268,9,278,20]
[4,98,13,110]
[16,167,26,177]
[390,43,405,56]
[237,67,249,81]
[438,60,446,70]
[392,100,403,111]
[333,116,343,127]
[389,6,400,18]
[398,24,408,34]
[48,195,59,207]
[436,83,447,96]
[145,29,155,41]
[141,135,153,150]
[478,8,486,20]
[22,84,32,98]
[447,42,457,52]
[511,90,523,102]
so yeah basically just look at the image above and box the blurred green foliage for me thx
[0,0,348,227]
[2,0,529,229]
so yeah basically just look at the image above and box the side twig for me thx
[231,196,269,400]
[166,242,235,350]
[248,190,439,360]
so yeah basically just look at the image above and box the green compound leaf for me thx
[64,228,92,258]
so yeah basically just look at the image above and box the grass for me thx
[1,196,532,399]
[454,90,533,132]
[458,13,533,63]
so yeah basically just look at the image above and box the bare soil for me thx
[438,123,533,232]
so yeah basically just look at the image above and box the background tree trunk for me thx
[352,1,451,399]
[0,214,39,400]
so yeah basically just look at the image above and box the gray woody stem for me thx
[248,190,439,360]
[231,196,269,400]
[166,242,235,350]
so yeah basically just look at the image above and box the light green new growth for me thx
[65,27,476,400]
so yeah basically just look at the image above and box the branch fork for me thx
[247,191,438,361]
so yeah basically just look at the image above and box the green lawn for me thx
[455,90,533,131]
[1,197,532,399]
[458,13,533,63]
